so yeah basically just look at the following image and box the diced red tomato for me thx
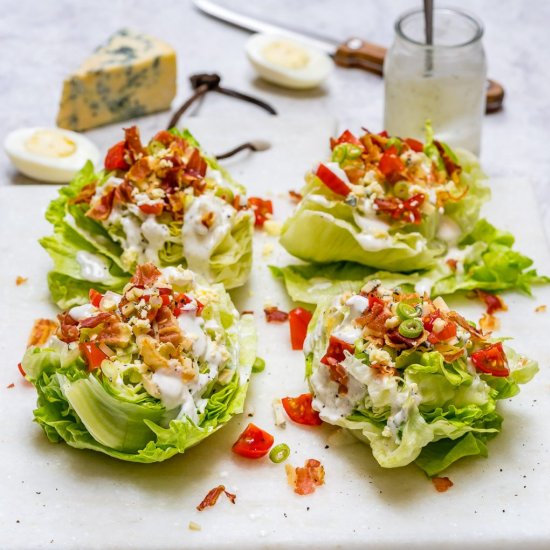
[173,293,203,317]
[423,310,457,343]
[247,197,273,227]
[315,163,351,196]
[378,130,389,138]
[321,335,355,366]
[139,202,164,216]
[281,393,323,426]
[231,423,274,458]
[104,141,129,171]
[264,306,289,323]
[378,146,405,179]
[88,288,103,308]
[405,138,424,152]
[79,342,108,371]
[330,129,362,149]
[288,307,313,351]
[368,293,385,310]
[471,342,510,377]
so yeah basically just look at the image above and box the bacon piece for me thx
[127,157,153,184]
[6,383,15,389]
[535,305,547,313]
[434,141,462,179]
[479,313,499,333]
[56,312,80,343]
[69,182,97,205]
[446,258,458,272]
[446,311,487,342]
[130,263,162,288]
[96,317,131,348]
[432,476,454,493]
[264,306,289,323]
[289,459,325,496]
[433,343,466,363]
[288,190,303,202]
[79,312,114,329]
[384,329,428,350]
[370,362,398,376]
[152,130,186,149]
[15,276,28,286]
[155,305,183,347]
[113,179,134,205]
[86,188,115,221]
[475,290,508,315]
[166,190,185,221]
[324,358,348,394]
[186,148,207,177]
[356,298,390,338]
[27,319,57,347]
[196,485,236,511]
[124,126,146,160]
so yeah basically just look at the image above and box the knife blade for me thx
[193,0,504,112]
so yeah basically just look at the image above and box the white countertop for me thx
[1,0,550,238]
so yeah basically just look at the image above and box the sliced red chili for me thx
[104,141,129,171]
[288,307,313,351]
[231,423,274,458]
[281,393,323,426]
[315,163,351,196]
[374,193,425,224]
[247,197,273,227]
[471,342,510,377]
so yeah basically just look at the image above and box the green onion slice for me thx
[398,318,423,338]
[269,443,290,463]
[393,181,409,199]
[396,302,420,321]
[332,144,347,164]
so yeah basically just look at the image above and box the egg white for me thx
[246,33,333,90]
[4,127,100,183]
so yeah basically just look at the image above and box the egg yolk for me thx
[25,129,76,158]
[262,41,310,70]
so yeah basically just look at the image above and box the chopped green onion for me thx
[396,302,420,321]
[269,443,290,463]
[346,144,363,159]
[332,144,347,164]
[398,318,423,338]
[385,137,402,152]
[393,181,409,199]
[252,357,265,373]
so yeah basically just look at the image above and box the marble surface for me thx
[1,0,549,233]
[4,0,550,240]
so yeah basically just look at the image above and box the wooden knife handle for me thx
[334,37,504,113]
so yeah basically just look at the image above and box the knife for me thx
[193,0,504,113]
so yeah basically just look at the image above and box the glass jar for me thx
[383,8,487,154]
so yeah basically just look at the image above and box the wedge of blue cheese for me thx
[56,29,177,131]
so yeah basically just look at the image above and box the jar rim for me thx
[395,7,484,49]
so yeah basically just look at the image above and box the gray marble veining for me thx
[1,0,549,239]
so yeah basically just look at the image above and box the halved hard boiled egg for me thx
[246,33,333,90]
[4,127,100,183]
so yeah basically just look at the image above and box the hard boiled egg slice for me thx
[246,33,333,90]
[4,127,100,183]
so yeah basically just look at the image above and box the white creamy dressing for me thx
[178,311,208,357]
[141,216,170,262]
[160,266,195,290]
[182,195,234,277]
[76,251,110,282]
[353,198,390,234]
[355,232,392,252]
[306,194,334,208]
[68,303,97,321]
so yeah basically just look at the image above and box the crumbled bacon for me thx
[126,157,153,184]
[446,311,487,342]
[432,476,454,492]
[130,263,162,287]
[535,305,547,313]
[384,329,428,350]
[446,258,458,272]
[96,317,131,347]
[288,190,303,202]
[355,297,390,338]
[201,211,215,229]
[124,126,146,161]
[434,141,462,179]
[287,459,325,496]
[15,276,28,286]
[113,179,134,205]
[79,312,114,329]
[69,182,97,205]
[370,362,397,376]
[475,290,508,315]
[433,344,465,363]
[86,187,115,221]
[27,318,57,347]
[264,306,289,323]
[196,485,236,511]
[155,306,183,347]
[6,383,15,389]
[56,312,79,343]
[325,359,348,394]
[479,313,499,333]
[186,148,208,177]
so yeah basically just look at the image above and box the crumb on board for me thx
[263,220,282,236]
[6,383,15,389]
[262,243,274,257]
[16,276,28,286]
[432,476,454,492]
[535,305,547,313]
[188,521,202,531]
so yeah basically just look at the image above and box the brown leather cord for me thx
[167,73,277,130]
